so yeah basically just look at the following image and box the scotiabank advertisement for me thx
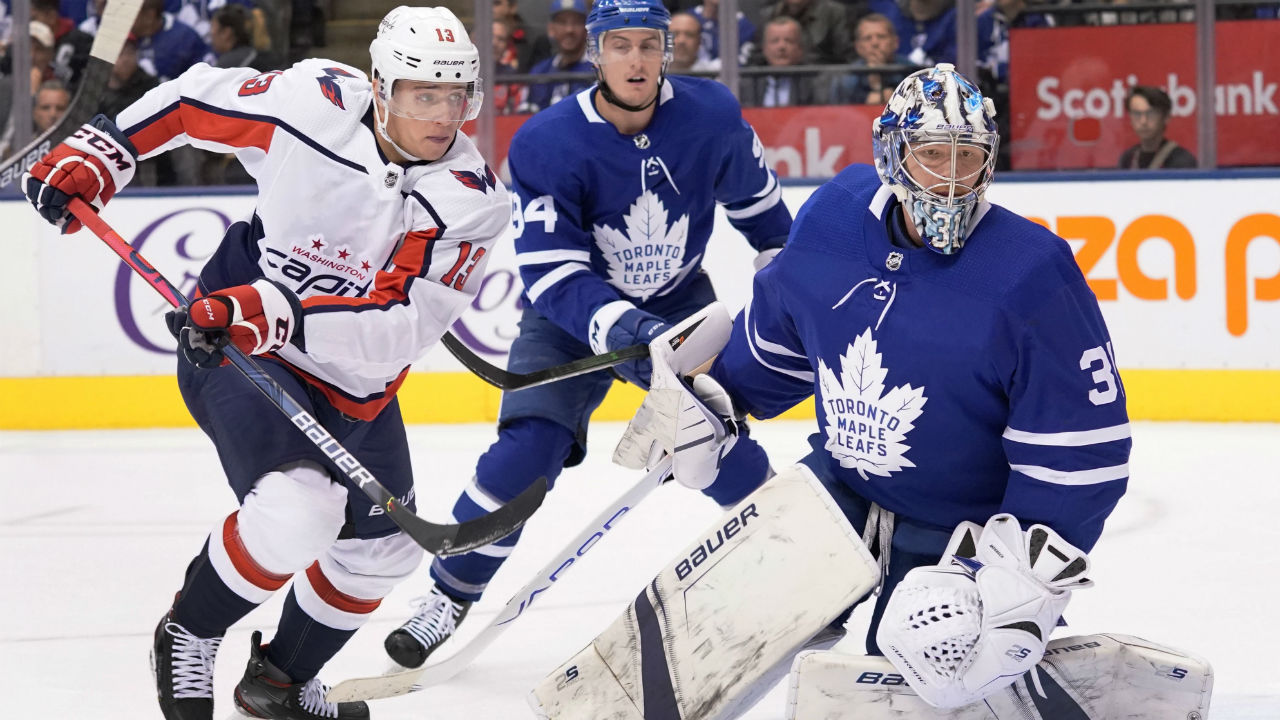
[1009,21,1280,170]
[469,105,880,180]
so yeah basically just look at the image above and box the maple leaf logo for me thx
[593,190,689,302]
[817,328,928,481]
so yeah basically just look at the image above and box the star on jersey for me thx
[594,190,690,302]
[818,328,928,481]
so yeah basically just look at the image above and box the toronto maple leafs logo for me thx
[594,191,690,302]
[316,67,358,109]
[451,166,497,193]
[818,328,927,480]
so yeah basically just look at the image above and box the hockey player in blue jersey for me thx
[383,0,793,668]
[614,63,1131,711]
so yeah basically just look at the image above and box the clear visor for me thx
[383,80,482,123]
[592,28,669,65]
[900,132,997,203]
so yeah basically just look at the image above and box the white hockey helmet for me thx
[369,6,483,157]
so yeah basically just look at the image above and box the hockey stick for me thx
[68,198,547,557]
[440,330,649,391]
[0,0,143,188]
[325,457,673,702]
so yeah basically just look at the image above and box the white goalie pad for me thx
[529,465,880,720]
[786,633,1213,720]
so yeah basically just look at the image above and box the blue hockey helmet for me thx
[872,63,1000,255]
[585,0,673,67]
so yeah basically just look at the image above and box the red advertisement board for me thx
[467,104,879,179]
[1009,21,1280,170]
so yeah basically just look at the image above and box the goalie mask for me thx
[369,6,483,160]
[586,0,673,112]
[872,63,999,255]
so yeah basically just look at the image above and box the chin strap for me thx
[596,71,664,113]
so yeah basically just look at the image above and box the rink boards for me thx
[1,174,1277,429]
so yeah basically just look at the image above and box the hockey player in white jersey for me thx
[23,7,508,720]
[383,0,793,670]
[587,64,1170,718]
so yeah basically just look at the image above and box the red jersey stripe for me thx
[129,102,276,157]
[222,512,292,592]
[304,562,383,615]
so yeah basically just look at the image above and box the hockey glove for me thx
[587,302,669,389]
[22,114,138,234]
[876,514,1093,709]
[166,279,304,369]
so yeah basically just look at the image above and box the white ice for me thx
[2,420,1277,718]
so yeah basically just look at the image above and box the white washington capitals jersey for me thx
[709,164,1129,550]
[508,76,792,342]
[116,60,510,420]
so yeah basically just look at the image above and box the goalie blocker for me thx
[529,464,879,720]
[786,633,1213,719]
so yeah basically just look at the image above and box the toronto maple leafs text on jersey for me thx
[709,164,1129,551]
[115,60,511,420]
[507,76,792,343]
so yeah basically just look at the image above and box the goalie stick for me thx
[325,457,674,702]
[0,0,143,188]
[441,331,649,391]
[68,198,547,556]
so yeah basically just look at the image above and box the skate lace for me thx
[298,678,340,719]
[400,589,463,649]
[165,622,222,699]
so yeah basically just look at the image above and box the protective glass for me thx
[385,80,483,122]
[591,28,671,65]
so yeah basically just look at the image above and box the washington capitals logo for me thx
[450,166,497,194]
[316,67,358,110]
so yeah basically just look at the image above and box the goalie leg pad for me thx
[529,464,879,720]
[786,633,1213,720]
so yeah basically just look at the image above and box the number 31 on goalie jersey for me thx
[1080,342,1123,406]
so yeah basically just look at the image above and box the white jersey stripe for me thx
[724,178,782,220]
[1010,463,1129,486]
[1003,424,1132,447]
[525,262,590,303]
[747,303,814,382]
[517,249,592,267]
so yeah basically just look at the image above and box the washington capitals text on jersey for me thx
[709,164,1129,552]
[506,76,793,342]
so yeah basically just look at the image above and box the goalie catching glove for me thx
[22,114,138,234]
[613,304,738,490]
[876,513,1094,709]
[166,279,305,368]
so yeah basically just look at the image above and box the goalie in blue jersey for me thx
[383,0,793,668]
[613,63,1135,712]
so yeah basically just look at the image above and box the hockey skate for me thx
[152,609,223,720]
[233,631,368,719]
[383,584,472,668]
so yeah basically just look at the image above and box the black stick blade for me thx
[388,476,549,557]
[441,332,649,391]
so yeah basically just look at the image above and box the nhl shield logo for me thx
[633,133,650,149]
[886,251,903,271]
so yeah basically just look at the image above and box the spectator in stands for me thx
[521,0,592,113]
[741,16,822,106]
[99,34,156,120]
[27,20,59,83]
[870,0,994,68]
[690,0,755,66]
[669,11,719,73]
[496,0,551,71]
[210,4,259,68]
[32,77,69,131]
[33,0,75,42]
[1118,85,1197,170]
[756,0,851,64]
[492,19,524,114]
[830,12,910,103]
[131,0,214,81]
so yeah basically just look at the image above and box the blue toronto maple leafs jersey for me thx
[709,164,1130,550]
[508,76,792,342]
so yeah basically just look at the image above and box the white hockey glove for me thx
[613,303,736,490]
[875,513,1093,709]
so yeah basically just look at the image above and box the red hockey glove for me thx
[166,279,305,369]
[22,113,138,234]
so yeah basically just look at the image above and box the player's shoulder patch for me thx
[449,165,499,194]
[284,58,370,113]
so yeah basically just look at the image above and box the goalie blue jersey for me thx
[508,76,791,342]
[709,164,1129,550]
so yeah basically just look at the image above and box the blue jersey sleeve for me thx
[508,127,624,343]
[998,277,1130,551]
[714,106,791,252]
[710,251,816,419]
